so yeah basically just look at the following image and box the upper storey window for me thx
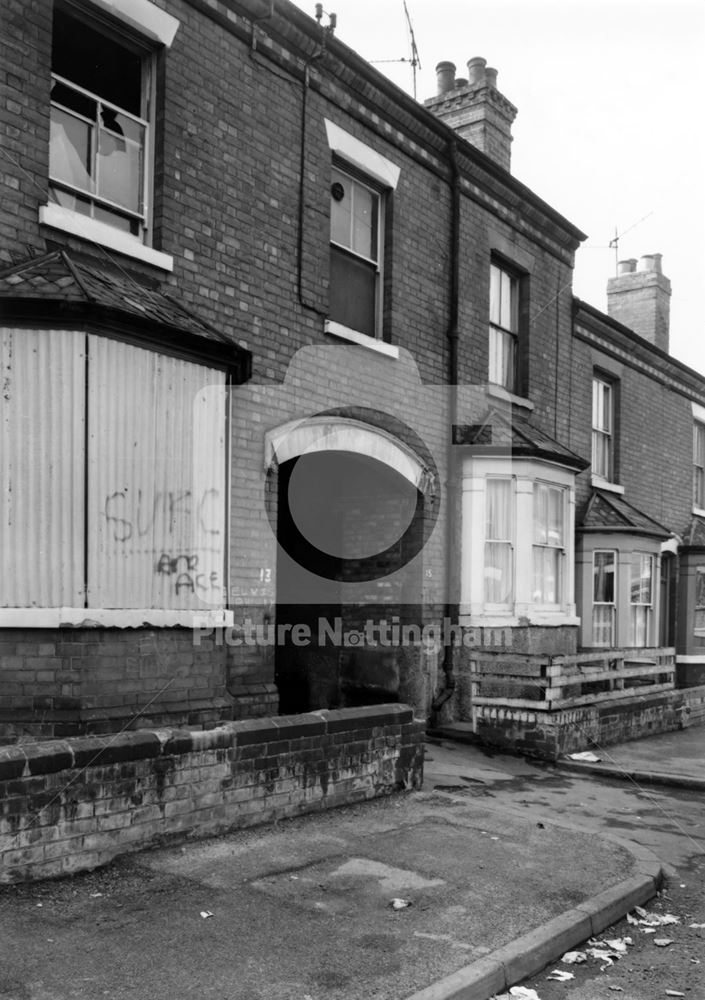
[489,262,519,392]
[50,4,153,239]
[592,376,615,482]
[329,165,382,340]
[323,120,400,357]
[694,421,705,510]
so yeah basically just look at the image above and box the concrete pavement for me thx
[0,737,667,1000]
[555,725,705,791]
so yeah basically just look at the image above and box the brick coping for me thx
[0,704,415,781]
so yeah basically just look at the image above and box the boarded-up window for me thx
[2,328,227,612]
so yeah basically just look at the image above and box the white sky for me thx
[290,0,705,374]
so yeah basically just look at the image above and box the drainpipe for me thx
[297,37,328,316]
[431,139,460,723]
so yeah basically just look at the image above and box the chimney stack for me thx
[425,57,517,172]
[606,254,671,353]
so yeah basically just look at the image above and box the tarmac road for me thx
[0,735,702,1000]
[424,738,704,873]
[423,738,705,1000]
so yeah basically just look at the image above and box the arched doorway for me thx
[266,417,436,713]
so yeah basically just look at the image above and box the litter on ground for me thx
[389,898,412,910]
[567,751,601,762]
[665,992,686,997]
[653,938,673,947]
[560,951,586,964]
[689,922,705,928]
[491,989,542,1000]
[546,969,574,982]
[631,906,680,927]
[604,937,632,952]
[199,910,214,919]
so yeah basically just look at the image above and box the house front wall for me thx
[3,0,701,741]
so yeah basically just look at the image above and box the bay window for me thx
[0,328,228,627]
[460,456,578,626]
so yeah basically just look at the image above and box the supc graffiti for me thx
[103,488,221,542]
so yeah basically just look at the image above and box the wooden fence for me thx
[469,648,676,712]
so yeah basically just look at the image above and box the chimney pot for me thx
[425,55,517,172]
[638,253,662,274]
[435,61,457,95]
[617,258,637,275]
[466,56,487,86]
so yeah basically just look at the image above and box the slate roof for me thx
[0,250,251,379]
[580,490,671,539]
[453,408,589,472]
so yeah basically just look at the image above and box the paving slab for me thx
[0,743,658,1000]
[556,725,705,790]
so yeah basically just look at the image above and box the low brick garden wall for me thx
[473,685,705,759]
[0,704,424,883]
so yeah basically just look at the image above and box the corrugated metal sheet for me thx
[87,337,226,610]
[1,328,85,607]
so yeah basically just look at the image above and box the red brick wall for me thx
[0,628,277,743]
[0,704,424,883]
[569,332,696,531]
[472,686,705,759]
[2,0,583,726]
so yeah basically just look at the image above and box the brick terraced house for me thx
[1,0,704,756]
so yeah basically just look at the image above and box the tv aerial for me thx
[371,1,422,99]
[608,212,654,273]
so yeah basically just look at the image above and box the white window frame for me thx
[329,164,384,341]
[483,476,515,611]
[629,552,654,647]
[460,455,578,627]
[323,120,400,354]
[489,262,519,393]
[38,0,176,271]
[694,421,705,512]
[532,481,566,608]
[592,549,617,648]
[592,375,616,486]
[49,70,151,237]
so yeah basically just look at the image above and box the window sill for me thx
[692,506,705,519]
[591,476,625,495]
[458,612,580,628]
[486,384,534,411]
[39,204,174,272]
[325,320,399,359]
[0,608,233,628]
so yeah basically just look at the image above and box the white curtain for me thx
[484,479,512,604]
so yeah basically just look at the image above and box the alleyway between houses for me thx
[1,734,703,1000]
